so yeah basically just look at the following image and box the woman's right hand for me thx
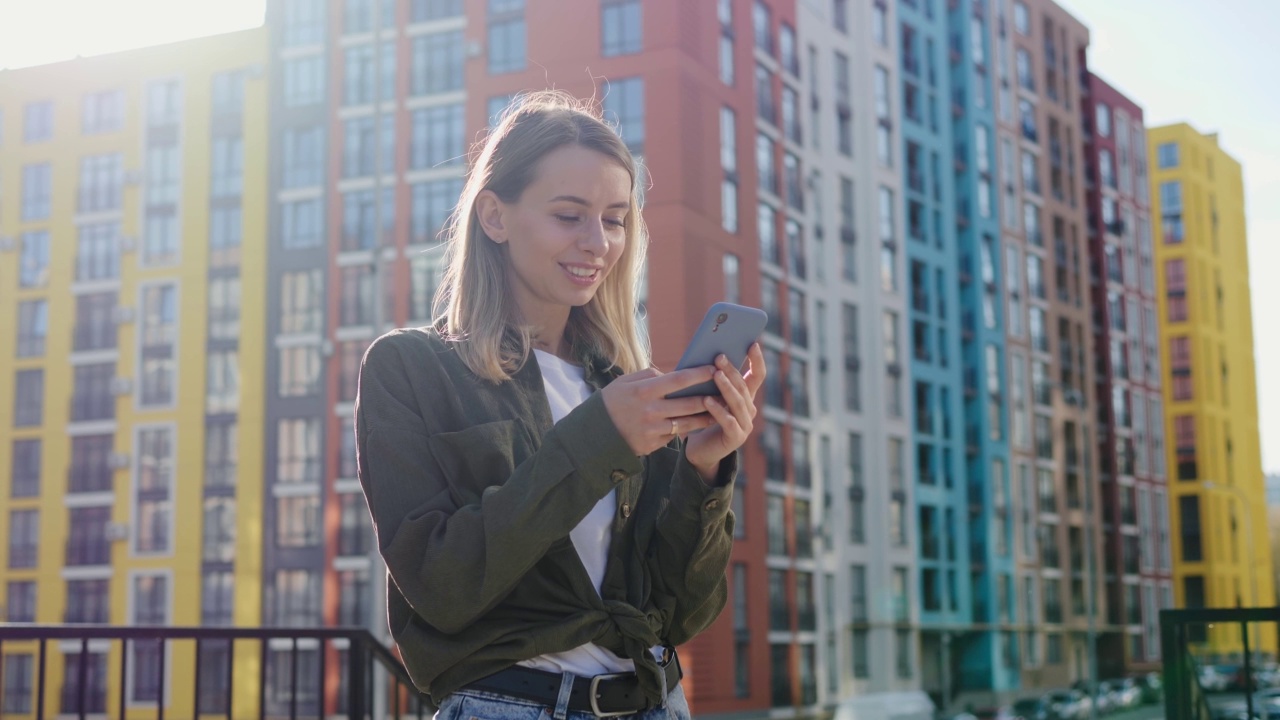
[601,366,721,456]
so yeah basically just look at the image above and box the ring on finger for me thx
[670,418,679,437]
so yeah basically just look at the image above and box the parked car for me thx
[1202,665,1234,692]
[1042,690,1086,720]
[1012,697,1053,720]
[1101,678,1143,709]
[1130,672,1163,704]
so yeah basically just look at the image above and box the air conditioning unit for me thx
[104,523,129,542]
[119,236,138,253]
[110,377,134,395]
[0,236,15,252]
[113,306,136,324]
[123,169,144,186]
[108,452,131,469]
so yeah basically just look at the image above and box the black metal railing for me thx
[0,624,429,719]
[1161,607,1280,720]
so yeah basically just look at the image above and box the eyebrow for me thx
[548,195,630,210]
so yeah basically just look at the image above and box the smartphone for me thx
[665,302,768,399]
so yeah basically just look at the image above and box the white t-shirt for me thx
[518,349,636,675]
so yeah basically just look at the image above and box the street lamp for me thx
[1200,481,1259,663]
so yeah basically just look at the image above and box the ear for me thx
[474,189,509,244]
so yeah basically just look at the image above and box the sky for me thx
[2,0,1277,472]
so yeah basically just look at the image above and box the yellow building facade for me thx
[1149,123,1277,660]
[0,29,268,716]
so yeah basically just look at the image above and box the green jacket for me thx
[355,327,738,707]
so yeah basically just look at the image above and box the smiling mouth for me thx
[561,264,602,282]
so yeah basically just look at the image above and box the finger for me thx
[617,367,662,384]
[657,395,718,419]
[715,354,753,401]
[702,395,744,438]
[742,343,766,393]
[713,367,752,422]
[675,412,717,437]
[645,365,716,396]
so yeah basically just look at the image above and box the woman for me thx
[355,91,765,720]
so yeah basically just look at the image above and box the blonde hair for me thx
[433,90,650,383]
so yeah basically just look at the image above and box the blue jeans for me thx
[435,683,691,720]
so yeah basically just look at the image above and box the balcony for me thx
[0,624,427,719]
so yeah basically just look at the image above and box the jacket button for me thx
[621,503,631,518]
[611,470,628,484]
[704,499,719,510]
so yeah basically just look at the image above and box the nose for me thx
[579,216,609,256]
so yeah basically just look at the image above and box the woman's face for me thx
[489,144,632,323]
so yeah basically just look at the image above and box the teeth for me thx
[566,266,596,278]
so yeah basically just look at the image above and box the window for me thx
[338,493,373,555]
[411,178,463,245]
[13,369,44,428]
[1016,48,1033,92]
[283,56,325,107]
[1178,495,1202,561]
[278,418,322,485]
[282,198,323,249]
[602,0,641,56]
[489,16,527,74]
[79,153,124,213]
[60,649,108,714]
[723,254,740,304]
[82,89,124,134]
[69,435,112,493]
[848,432,865,542]
[210,136,244,198]
[350,42,399,105]
[412,0,463,21]
[280,346,322,397]
[752,0,773,55]
[1160,181,1182,212]
[1014,2,1029,33]
[205,420,237,490]
[8,510,38,568]
[16,300,48,357]
[202,571,234,626]
[270,569,322,626]
[281,270,323,334]
[10,440,41,498]
[2,654,34,713]
[212,70,246,116]
[410,104,464,170]
[412,30,464,94]
[19,231,50,288]
[21,162,52,220]
[208,275,241,342]
[603,77,645,154]
[1095,102,1112,137]
[888,438,906,543]
[719,3,736,86]
[276,495,321,548]
[283,0,326,45]
[338,568,371,626]
[344,0,396,34]
[343,115,396,178]
[341,188,395,251]
[842,304,861,412]
[834,51,852,155]
[758,204,778,266]
[140,285,177,406]
[6,581,36,623]
[1157,142,1179,169]
[207,350,240,414]
[69,363,116,421]
[874,66,892,166]
[282,125,323,188]
[129,575,168,703]
[134,428,173,554]
[24,100,54,142]
[833,0,848,33]
[872,1,887,45]
[65,509,110,569]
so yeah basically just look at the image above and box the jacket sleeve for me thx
[355,335,642,635]
[648,445,738,646]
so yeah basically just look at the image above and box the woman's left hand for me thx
[682,343,767,482]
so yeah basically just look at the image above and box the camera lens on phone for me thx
[716,313,728,324]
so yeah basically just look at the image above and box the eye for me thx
[554,214,581,224]
[605,217,627,228]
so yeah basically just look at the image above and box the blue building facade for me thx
[896,0,973,705]
[945,0,1019,697]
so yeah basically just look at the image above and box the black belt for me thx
[462,651,683,718]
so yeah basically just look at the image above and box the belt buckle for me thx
[588,673,634,718]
